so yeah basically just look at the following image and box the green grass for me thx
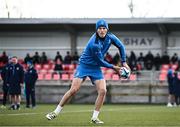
[0,104,180,127]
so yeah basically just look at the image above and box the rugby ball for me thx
[120,67,130,79]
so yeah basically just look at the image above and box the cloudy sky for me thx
[0,0,179,18]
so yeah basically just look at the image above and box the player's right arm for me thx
[91,44,114,68]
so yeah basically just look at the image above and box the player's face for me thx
[97,27,107,38]
[11,58,18,64]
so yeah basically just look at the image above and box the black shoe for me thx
[26,105,30,108]
[16,104,20,110]
[9,105,16,110]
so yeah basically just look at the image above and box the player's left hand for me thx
[122,62,131,72]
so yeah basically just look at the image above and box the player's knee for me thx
[98,89,107,96]
[69,88,79,95]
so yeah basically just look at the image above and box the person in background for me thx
[72,51,80,64]
[137,52,145,70]
[7,56,24,110]
[154,53,161,71]
[40,52,48,64]
[145,51,154,70]
[167,67,175,107]
[171,53,178,64]
[161,51,170,65]
[0,57,12,109]
[54,59,63,77]
[174,71,180,106]
[54,51,63,63]
[24,61,38,108]
[1,51,8,65]
[33,52,41,64]
[105,52,113,64]
[64,51,72,64]
[24,53,33,64]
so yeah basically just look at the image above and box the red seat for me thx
[61,74,69,80]
[112,74,119,80]
[130,74,137,81]
[69,64,74,70]
[159,74,167,81]
[104,74,111,80]
[70,74,74,80]
[35,64,42,70]
[106,69,114,75]
[43,64,50,70]
[40,69,48,74]
[53,74,60,80]
[172,64,178,70]
[38,74,44,80]
[44,74,52,80]
[161,64,169,70]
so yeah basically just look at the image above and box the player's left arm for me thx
[110,34,130,70]
[91,44,114,69]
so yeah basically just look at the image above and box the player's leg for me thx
[16,95,21,110]
[31,89,36,108]
[91,79,106,124]
[10,95,16,110]
[26,89,30,108]
[2,87,8,108]
[46,77,83,120]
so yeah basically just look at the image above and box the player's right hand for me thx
[113,65,121,74]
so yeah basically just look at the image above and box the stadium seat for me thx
[70,74,74,80]
[105,69,114,76]
[40,69,48,74]
[112,74,119,80]
[61,74,69,80]
[104,73,112,80]
[160,69,168,74]
[161,64,169,70]
[35,64,42,70]
[43,64,50,70]
[159,73,167,81]
[53,74,60,80]
[69,64,74,71]
[44,74,52,80]
[38,74,44,80]
[171,64,178,70]
[129,74,137,81]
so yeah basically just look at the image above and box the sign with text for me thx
[120,37,161,49]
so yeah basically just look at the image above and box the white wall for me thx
[168,32,180,56]
[0,32,71,59]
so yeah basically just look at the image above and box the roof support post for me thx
[157,24,168,55]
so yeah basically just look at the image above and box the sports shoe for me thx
[9,105,16,110]
[1,105,6,109]
[16,104,20,110]
[46,112,57,120]
[91,118,104,124]
[167,103,173,107]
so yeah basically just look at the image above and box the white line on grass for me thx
[0,107,160,116]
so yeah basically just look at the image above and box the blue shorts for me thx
[74,63,104,84]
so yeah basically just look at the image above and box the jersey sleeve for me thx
[110,34,126,63]
[91,44,113,68]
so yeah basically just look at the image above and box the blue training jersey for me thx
[79,33,126,68]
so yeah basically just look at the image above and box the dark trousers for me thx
[175,96,180,105]
[25,87,36,107]
[3,87,8,106]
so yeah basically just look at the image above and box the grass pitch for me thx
[0,104,180,127]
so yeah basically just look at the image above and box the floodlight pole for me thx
[5,0,10,18]
[129,0,134,18]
